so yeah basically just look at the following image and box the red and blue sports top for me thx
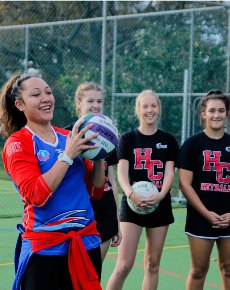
[2,126,101,252]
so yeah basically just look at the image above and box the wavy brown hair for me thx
[0,72,40,138]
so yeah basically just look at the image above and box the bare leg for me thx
[142,226,169,290]
[101,239,111,262]
[106,222,143,290]
[186,236,215,290]
[216,238,230,290]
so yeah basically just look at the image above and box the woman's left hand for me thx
[213,213,230,228]
[111,230,122,247]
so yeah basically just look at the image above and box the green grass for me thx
[0,209,222,290]
[101,208,221,290]
[0,175,220,290]
[0,179,22,218]
[0,163,10,180]
[0,217,21,290]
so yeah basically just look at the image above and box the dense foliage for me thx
[0,1,228,145]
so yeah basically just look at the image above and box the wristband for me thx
[128,191,134,199]
[58,152,73,166]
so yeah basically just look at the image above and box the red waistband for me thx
[22,220,102,290]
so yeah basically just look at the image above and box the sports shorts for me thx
[186,205,230,239]
[92,190,118,243]
[120,193,174,228]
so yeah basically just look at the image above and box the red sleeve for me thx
[83,159,106,200]
[2,132,52,207]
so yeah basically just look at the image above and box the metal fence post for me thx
[182,69,189,145]
[24,26,29,73]
[101,0,107,114]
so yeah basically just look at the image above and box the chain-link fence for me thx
[0,5,230,216]
[0,5,229,139]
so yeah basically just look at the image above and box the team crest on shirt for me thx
[37,150,50,161]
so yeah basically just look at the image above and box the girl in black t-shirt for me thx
[65,82,121,263]
[107,90,179,290]
[177,90,230,290]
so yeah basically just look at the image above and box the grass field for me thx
[102,208,221,290]
[0,179,23,218]
[0,208,222,290]
[0,173,222,290]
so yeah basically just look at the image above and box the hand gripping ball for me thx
[127,181,159,215]
[73,113,118,160]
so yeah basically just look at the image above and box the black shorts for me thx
[21,247,102,290]
[186,205,230,239]
[120,193,174,228]
[91,190,118,243]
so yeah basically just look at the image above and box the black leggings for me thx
[21,246,102,290]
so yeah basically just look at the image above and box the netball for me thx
[73,113,118,160]
[1,3,227,289]
[127,181,159,215]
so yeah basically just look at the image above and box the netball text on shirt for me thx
[134,148,163,188]
[201,150,230,192]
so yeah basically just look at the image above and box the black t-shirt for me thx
[118,128,179,191]
[177,131,230,215]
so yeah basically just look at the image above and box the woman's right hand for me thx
[65,119,99,160]
[130,192,151,210]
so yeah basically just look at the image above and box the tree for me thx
[0,1,228,140]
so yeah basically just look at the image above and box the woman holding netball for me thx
[0,72,105,290]
[177,90,230,290]
[106,90,179,290]
[65,82,121,262]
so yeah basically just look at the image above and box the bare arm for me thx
[179,168,222,225]
[117,159,143,208]
[91,159,105,188]
[108,165,119,205]
[158,161,175,198]
[117,159,132,198]
[108,164,122,247]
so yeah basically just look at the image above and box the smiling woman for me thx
[107,90,179,290]
[177,90,230,290]
[0,72,106,290]
[14,76,55,143]
[65,82,121,266]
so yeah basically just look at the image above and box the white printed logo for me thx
[156,143,167,149]
[225,146,230,152]
[7,142,22,157]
